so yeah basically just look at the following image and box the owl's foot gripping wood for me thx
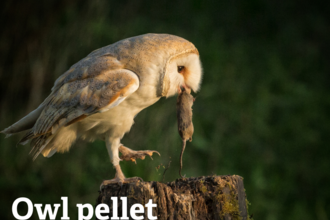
[119,145,160,164]
[100,165,142,189]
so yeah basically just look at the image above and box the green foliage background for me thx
[0,0,329,219]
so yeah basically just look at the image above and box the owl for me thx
[1,34,203,186]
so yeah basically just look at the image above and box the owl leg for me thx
[119,145,160,164]
[100,138,142,189]
[100,165,142,189]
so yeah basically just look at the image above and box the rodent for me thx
[176,87,195,178]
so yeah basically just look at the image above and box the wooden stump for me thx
[96,175,249,220]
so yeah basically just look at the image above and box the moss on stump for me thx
[96,175,250,220]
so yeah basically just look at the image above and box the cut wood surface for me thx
[96,175,249,220]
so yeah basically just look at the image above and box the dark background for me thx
[1,0,329,219]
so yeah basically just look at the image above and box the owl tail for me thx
[29,133,55,160]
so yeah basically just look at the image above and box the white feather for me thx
[165,53,202,97]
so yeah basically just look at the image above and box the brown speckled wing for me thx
[20,56,139,145]
[52,54,123,92]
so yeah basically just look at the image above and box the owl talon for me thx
[100,164,143,190]
[119,145,160,163]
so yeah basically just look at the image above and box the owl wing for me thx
[19,55,139,150]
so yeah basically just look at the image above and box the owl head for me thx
[136,34,203,98]
[164,50,202,97]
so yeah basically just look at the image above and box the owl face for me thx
[165,52,202,97]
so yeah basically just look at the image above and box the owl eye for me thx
[177,66,185,73]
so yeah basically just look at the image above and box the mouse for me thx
[176,87,195,178]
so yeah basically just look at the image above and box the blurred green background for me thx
[0,0,329,219]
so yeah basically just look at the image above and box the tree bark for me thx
[96,175,249,220]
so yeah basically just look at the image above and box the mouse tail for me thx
[179,140,187,178]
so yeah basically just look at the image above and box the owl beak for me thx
[181,85,191,94]
[178,85,192,94]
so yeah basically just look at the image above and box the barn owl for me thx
[1,34,202,186]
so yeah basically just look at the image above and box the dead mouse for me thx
[177,87,195,178]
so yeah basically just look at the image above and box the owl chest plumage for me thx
[75,82,161,141]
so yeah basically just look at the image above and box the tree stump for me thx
[96,175,249,220]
